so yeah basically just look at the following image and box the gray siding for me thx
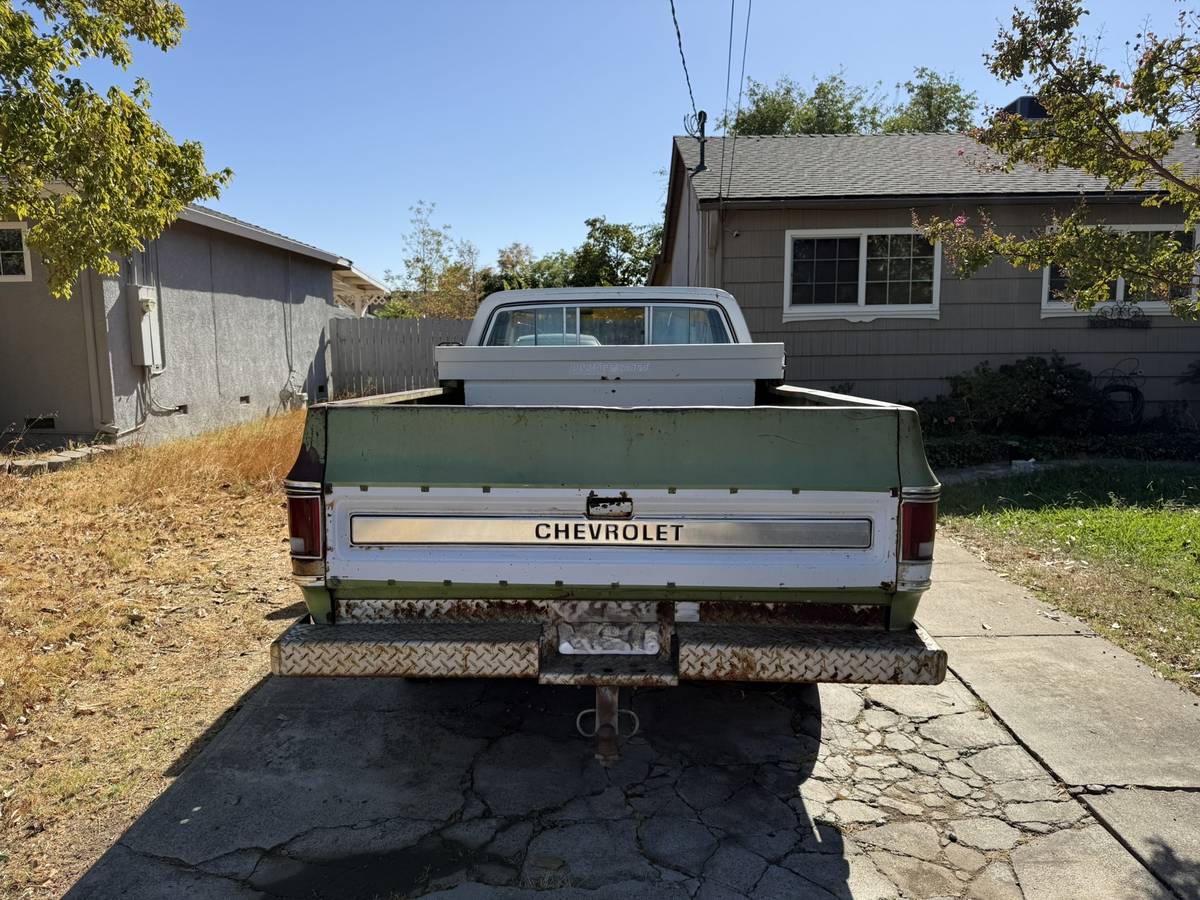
[106,220,339,442]
[0,255,102,443]
[717,203,1200,411]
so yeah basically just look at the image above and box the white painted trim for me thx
[0,222,33,283]
[1039,223,1195,319]
[782,227,941,323]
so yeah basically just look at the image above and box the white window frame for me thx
[782,227,942,323]
[0,222,32,283]
[1040,223,1196,318]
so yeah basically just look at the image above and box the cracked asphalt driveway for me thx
[66,673,1157,899]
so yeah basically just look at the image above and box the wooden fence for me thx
[329,316,470,399]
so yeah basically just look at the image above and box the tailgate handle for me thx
[586,493,633,520]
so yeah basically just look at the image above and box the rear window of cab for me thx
[485,304,732,346]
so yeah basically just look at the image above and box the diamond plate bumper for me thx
[270,620,540,678]
[676,623,946,685]
[271,618,945,685]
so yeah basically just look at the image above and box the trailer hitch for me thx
[575,686,640,764]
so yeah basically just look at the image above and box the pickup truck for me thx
[274,287,945,760]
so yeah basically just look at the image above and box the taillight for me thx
[286,488,323,560]
[900,496,938,561]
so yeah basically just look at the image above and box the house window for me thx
[1041,225,1196,317]
[783,228,941,322]
[0,223,32,282]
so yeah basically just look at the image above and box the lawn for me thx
[940,461,1200,693]
[0,411,306,898]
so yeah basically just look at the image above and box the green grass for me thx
[941,461,1200,691]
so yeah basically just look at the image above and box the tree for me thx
[380,201,484,319]
[917,0,1200,319]
[0,1,231,297]
[478,219,661,294]
[568,217,661,286]
[479,242,574,293]
[883,67,978,133]
[726,73,884,135]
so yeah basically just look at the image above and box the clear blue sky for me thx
[112,0,1184,281]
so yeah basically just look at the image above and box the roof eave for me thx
[178,206,346,266]
[695,190,1161,209]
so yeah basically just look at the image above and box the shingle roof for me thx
[675,133,1200,202]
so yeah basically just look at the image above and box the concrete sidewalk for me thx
[920,540,1200,899]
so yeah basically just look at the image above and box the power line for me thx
[669,0,697,117]
[717,0,735,200]
[724,0,752,200]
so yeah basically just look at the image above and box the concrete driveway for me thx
[65,666,1166,899]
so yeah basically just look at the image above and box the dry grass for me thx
[0,411,306,898]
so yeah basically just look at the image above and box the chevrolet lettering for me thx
[534,521,684,543]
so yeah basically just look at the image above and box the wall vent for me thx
[239,395,251,404]
[24,416,55,430]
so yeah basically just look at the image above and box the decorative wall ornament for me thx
[1088,302,1151,328]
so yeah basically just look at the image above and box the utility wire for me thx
[724,0,753,200]
[669,0,698,117]
[717,0,735,200]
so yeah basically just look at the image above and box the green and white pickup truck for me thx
[273,287,945,759]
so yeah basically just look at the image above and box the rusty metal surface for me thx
[286,607,944,685]
[677,624,946,685]
[554,601,658,623]
[337,598,550,623]
[537,654,679,687]
[271,619,540,678]
[695,602,888,627]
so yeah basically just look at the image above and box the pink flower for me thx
[956,148,965,156]
[953,215,968,227]
[947,415,957,424]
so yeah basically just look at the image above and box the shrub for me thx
[923,430,1200,469]
[945,355,1099,436]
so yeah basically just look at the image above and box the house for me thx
[650,132,1200,414]
[0,205,387,447]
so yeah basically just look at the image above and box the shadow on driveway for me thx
[67,677,848,899]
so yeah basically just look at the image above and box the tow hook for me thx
[575,685,640,765]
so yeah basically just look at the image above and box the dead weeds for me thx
[0,411,305,898]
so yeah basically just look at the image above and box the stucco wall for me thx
[715,202,1200,412]
[0,255,103,444]
[107,219,338,442]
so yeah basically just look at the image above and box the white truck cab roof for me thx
[442,287,780,408]
[464,287,755,347]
